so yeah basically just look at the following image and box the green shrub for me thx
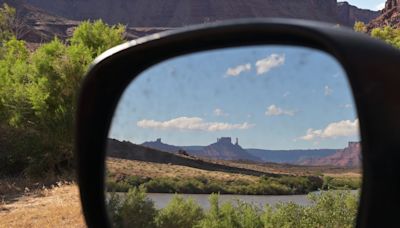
[198,194,263,228]
[106,174,329,195]
[262,202,307,228]
[262,190,358,228]
[107,186,157,228]
[322,176,361,190]
[155,195,204,228]
[371,26,400,48]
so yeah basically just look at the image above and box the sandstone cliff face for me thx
[1,0,380,45]
[21,0,376,27]
[337,2,379,27]
[299,142,361,167]
[0,0,168,44]
[368,0,400,30]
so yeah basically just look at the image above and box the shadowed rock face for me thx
[299,142,361,167]
[200,137,259,161]
[368,0,400,30]
[337,2,379,27]
[1,0,380,44]
[10,0,377,27]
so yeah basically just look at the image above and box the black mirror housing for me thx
[75,18,400,228]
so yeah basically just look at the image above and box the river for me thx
[147,193,312,210]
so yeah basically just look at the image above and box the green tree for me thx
[0,38,30,125]
[70,20,125,58]
[353,21,367,33]
[0,16,126,176]
[0,3,15,42]
[371,26,400,48]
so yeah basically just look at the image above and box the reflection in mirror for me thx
[106,46,361,227]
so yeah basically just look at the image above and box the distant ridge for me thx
[299,142,361,167]
[138,137,351,165]
[141,138,182,154]
[107,138,278,177]
[247,148,338,164]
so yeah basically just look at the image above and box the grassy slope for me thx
[106,157,361,194]
[107,157,361,180]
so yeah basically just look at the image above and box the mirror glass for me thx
[106,45,361,227]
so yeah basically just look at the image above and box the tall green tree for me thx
[0,13,126,176]
[70,20,125,58]
[0,3,15,43]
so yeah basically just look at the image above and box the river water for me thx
[147,193,312,210]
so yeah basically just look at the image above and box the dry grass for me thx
[107,157,258,183]
[209,160,362,177]
[0,183,85,228]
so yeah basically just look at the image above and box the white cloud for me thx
[213,108,229,117]
[255,54,285,75]
[342,104,353,109]
[283,91,291,98]
[300,119,359,141]
[226,63,251,77]
[265,105,295,116]
[375,2,385,10]
[137,117,253,132]
[324,86,333,96]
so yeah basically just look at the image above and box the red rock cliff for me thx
[299,142,361,167]
[10,0,377,27]
[368,0,400,30]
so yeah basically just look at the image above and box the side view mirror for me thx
[75,19,400,228]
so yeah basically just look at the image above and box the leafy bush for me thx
[197,193,263,228]
[106,174,334,195]
[371,26,400,48]
[322,176,361,190]
[262,202,307,228]
[354,21,400,49]
[107,187,157,228]
[262,190,358,228]
[155,195,204,228]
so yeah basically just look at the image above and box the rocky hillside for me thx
[299,142,361,167]
[107,138,276,176]
[368,0,400,30]
[22,0,378,27]
[0,0,169,44]
[1,0,379,44]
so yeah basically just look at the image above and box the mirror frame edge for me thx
[75,18,400,228]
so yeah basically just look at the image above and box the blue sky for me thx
[109,46,359,150]
[109,45,359,150]
[345,0,386,10]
